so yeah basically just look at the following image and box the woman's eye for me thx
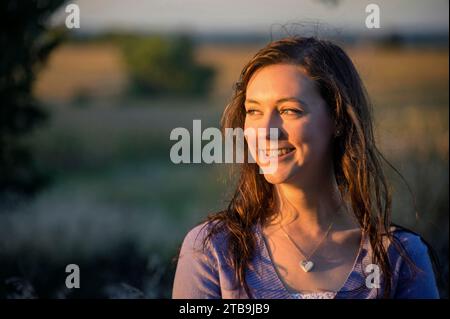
[281,109,303,115]
[246,109,260,115]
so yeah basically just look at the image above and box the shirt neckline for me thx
[255,221,367,299]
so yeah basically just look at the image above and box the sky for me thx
[53,0,449,35]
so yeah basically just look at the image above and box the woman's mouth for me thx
[259,147,296,159]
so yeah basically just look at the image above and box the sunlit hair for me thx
[195,36,417,298]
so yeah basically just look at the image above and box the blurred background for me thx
[0,0,448,298]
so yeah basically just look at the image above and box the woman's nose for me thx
[261,112,285,141]
[259,112,282,140]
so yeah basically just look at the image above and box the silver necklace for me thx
[279,221,334,273]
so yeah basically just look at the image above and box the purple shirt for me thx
[172,221,439,299]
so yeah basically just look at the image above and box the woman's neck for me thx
[265,174,357,237]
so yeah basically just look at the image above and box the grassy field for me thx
[1,42,447,298]
[34,42,449,162]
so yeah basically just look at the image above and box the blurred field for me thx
[2,41,448,298]
[34,42,449,159]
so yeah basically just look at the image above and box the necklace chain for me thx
[270,202,348,272]
[279,221,333,261]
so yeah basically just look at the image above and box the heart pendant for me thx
[300,260,314,272]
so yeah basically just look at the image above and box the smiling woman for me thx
[244,64,335,186]
[172,36,440,299]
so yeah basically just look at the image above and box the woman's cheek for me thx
[243,122,259,162]
[302,124,330,160]
[289,123,314,165]
[287,122,308,147]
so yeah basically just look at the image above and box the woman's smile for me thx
[259,147,296,161]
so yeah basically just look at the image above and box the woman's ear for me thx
[333,122,343,138]
[334,129,342,137]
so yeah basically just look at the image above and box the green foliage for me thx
[0,0,66,205]
[119,34,215,96]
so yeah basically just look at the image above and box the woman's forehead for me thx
[245,64,318,104]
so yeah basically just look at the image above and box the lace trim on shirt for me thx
[291,291,337,299]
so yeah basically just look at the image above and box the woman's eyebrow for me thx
[276,97,307,106]
[245,97,308,106]
[244,98,261,105]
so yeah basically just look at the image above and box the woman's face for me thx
[244,63,335,185]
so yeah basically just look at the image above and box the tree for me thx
[0,0,66,208]
[120,33,215,97]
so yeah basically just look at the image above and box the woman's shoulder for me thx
[387,226,440,298]
[390,226,428,249]
[173,219,227,298]
[181,219,229,254]
[387,225,431,262]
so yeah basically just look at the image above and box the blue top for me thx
[172,221,440,299]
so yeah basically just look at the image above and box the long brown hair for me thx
[198,36,411,298]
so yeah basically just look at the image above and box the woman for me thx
[172,36,439,299]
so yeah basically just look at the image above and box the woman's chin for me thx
[262,170,292,185]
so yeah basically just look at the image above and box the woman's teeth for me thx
[262,148,295,157]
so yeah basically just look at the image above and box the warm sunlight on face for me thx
[244,64,335,185]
